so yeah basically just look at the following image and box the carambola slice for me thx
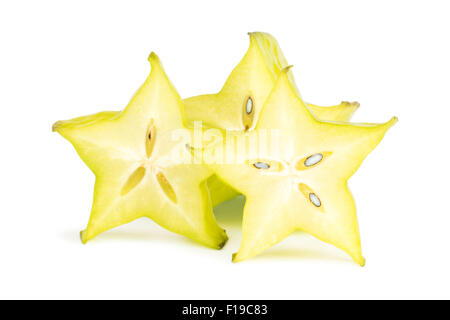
[53,53,227,248]
[206,68,397,264]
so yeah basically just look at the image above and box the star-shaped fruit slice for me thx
[53,53,227,249]
[205,68,397,264]
[184,32,360,131]
[184,32,360,206]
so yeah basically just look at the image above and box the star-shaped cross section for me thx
[205,67,397,264]
[53,53,227,249]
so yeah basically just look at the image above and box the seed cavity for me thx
[145,119,156,158]
[304,153,323,167]
[249,160,285,172]
[309,193,321,207]
[121,166,146,196]
[156,171,177,204]
[242,96,255,131]
[298,183,323,210]
[296,151,331,171]
[253,162,270,169]
[246,97,253,114]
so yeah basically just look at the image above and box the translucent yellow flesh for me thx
[53,53,227,248]
[184,32,360,206]
[208,69,397,264]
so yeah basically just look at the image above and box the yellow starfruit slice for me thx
[184,32,360,131]
[184,32,360,207]
[206,68,397,264]
[53,53,227,249]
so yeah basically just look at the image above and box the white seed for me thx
[253,162,270,169]
[304,153,323,167]
[309,193,321,207]
[246,97,253,114]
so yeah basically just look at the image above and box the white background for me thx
[1,0,449,299]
